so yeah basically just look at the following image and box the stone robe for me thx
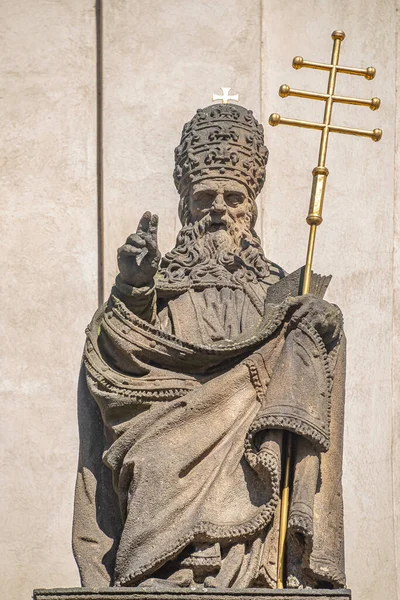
[73,275,346,590]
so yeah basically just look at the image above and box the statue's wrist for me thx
[115,273,155,296]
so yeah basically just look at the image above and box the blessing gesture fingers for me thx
[117,212,161,287]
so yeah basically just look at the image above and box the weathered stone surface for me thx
[33,588,351,600]
[73,104,346,592]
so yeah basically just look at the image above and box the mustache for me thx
[159,213,271,285]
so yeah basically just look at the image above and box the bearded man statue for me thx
[73,104,346,591]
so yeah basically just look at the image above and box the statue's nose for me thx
[212,193,226,213]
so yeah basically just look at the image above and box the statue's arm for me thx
[113,211,161,324]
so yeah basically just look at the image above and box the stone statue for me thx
[73,104,346,591]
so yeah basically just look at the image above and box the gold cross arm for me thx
[269,113,382,142]
[292,55,376,80]
[278,84,380,111]
[212,87,239,104]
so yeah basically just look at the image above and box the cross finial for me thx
[212,87,239,105]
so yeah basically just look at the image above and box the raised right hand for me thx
[117,212,161,287]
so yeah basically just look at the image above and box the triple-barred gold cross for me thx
[269,30,382,293]
[269,30,382,589]
[270,30,382,295]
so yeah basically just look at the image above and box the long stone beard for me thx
[158,213,271,287]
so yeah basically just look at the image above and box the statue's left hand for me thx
[290,295,342,344]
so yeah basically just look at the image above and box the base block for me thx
[33,587,351,600]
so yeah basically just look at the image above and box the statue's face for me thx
[188,179,252,230]
[165,177,270,284]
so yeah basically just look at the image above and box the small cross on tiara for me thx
[212,87,239,105]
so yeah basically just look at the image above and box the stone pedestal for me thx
[33,587,351,600]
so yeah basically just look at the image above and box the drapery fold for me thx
[73,291,345,589]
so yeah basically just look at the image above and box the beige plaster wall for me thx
[0,0,97,597]
[1,1,399,599]
[393,0,400,591]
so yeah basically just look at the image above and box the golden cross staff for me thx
[268,30,382,589]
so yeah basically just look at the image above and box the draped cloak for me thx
[73,279,346,590]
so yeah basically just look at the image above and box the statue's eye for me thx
[195,192,215,204]
[225,193,243,206]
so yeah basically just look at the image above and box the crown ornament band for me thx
[174,104,269,201]
[269,30,382,590]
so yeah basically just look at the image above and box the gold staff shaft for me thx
[276,432,292,586]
